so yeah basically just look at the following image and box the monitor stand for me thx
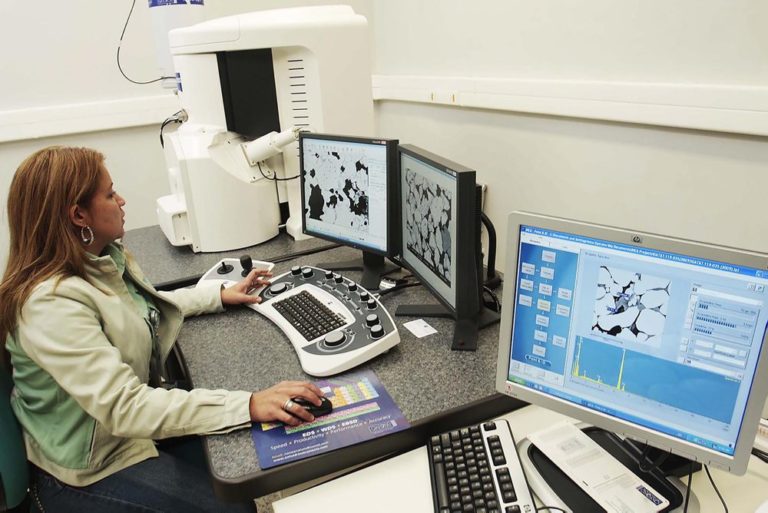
[517,425,695,513]
[394,304,500,351]
[317,251,399,291]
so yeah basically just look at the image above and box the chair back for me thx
[0,368,28,511]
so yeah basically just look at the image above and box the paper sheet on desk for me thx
[403,319,437,338]
[527,422,669,513]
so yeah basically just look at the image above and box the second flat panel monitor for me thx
[397,144,495,350]
[399,146,467,310]
[300,133,398,289]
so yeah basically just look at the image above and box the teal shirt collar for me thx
[85,242,126,275]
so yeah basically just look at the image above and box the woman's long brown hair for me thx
[0,146,105,368]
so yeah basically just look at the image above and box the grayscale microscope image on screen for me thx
[592,266,671,345]
[400,153,458,307]
[302,138,389,252]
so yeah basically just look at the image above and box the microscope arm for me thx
[241,126,301,166]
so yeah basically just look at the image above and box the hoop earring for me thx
[80,226,95,246]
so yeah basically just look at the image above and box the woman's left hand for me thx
[220,268,272,306]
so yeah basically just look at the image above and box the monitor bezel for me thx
[396,144,482,317]
[495,211,768,475]
[299,132,399,257]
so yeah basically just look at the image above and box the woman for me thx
[0,146,323,512]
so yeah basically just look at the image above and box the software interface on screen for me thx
[301,137,389,253]
[506,225,768,457]
[400,152,458,308]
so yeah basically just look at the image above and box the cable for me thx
[379,275,414,290]
[160,110,185,148]
[683,460,693,512]
[482,286,501,313]
[480,212,501,289]
[269,243,342,264]
[377,281,422,297]
[704,465,729,513]
[536,507,567,513]
[752,447,768,464]
[257,161,300,181]
[637,444,671,473]
[117,0,175,85]
[380,266,405,278]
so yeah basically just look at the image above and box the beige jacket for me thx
[7,243,252,486]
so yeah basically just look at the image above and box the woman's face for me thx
[83,169,126,249]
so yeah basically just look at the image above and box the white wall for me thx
[209,0,374,24]
[0,1,175,269]
[0,1,374,133]
[373,0,767,84]
[370,0,768,268]
[0,2,163,113]
[0,0,373,272]
[0,129,169,268]
[376,102,768,267]
[3,0,766,274]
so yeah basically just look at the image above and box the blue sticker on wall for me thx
[149,0,204,7]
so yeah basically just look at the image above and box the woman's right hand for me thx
[249,380,324,426]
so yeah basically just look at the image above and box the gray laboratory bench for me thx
[124,226,523,501]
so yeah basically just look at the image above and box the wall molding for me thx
[0,94,180,143]
[372,75,768,137]
[4,78,767,142]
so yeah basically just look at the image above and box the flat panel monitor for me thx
[299,133,398,290]
[496,211,768,476]
[396,144,497,350]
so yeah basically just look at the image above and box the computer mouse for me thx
[292,396,333,417]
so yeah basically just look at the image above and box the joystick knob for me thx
[359,291,369,301]
[216,260,234,275]
[366,298,377,309]
[302,267,314,279]
[268,283,288,295]
[366,314,379,327]
[325,270,334,280]
[334,274,343,284]
[370,324,384,339]
[240,255,253,277]
[291,266,301,276]
[324,331,346,347]
[347,282,358,292]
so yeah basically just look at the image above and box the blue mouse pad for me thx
[251,370,410,469]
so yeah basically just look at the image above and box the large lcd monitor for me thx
[299,133,398,290]
[395,144,498,350]
[496,211,768,477]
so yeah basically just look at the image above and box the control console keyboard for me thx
[427,419,535,513]
[271,290,347,340]
[198,258,400,377]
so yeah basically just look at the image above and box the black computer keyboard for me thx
[427,419,535,513]
[271,289,347,341]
